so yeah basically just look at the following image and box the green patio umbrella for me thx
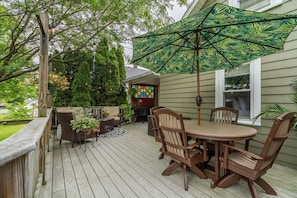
[131,3,297,125]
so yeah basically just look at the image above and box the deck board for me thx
[40,122,297,198]
[52,141,66,197]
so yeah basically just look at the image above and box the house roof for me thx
[123,65,160,85]
[125,65,149,79]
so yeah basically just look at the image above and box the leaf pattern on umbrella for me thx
[131,3,297,74]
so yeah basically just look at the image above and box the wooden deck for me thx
[40,122,297,198]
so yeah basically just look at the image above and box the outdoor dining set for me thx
[149,106,295,198]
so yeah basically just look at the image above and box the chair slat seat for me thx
[228,152,257,169]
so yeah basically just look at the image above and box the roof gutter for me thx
[122,71,160,83]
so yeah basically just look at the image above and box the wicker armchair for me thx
[57,112,96,147]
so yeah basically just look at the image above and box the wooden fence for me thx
[0,109,52,198]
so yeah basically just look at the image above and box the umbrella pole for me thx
[196,32,201,125]
[196,64,201,125]
[197,79,200,124]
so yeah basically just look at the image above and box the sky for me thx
[123,1,188,65]
[168,1,188,21]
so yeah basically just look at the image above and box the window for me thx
[229,0,283,11]
[223,0,282,126]
[215,59,261,126]
[224,64,250,118]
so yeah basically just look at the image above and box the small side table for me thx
[99,118,114,134]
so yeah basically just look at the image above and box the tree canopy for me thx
[51,38,126,107]
[0,0,187,82]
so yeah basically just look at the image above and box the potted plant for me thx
[128,87,137,98]
[120,103,135,123]
[101,109,110,118]
[254,78,297,129]
[70,110,98,134]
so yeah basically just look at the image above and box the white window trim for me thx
[215,59,261,126]
[215,70,224,107]
[258,0,283,12]
[228,0,238,8]
[229,0,283,11]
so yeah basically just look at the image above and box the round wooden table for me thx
[184,120,257,188]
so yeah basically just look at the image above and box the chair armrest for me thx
[249,138,265,144]
[222,144,263,168]
[245,138,265,150]
[187,140,208,161]
[187,141,202,149]
[224,144,263,160]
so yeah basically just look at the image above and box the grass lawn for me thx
[0,124,26,141]
[0,114,5,120]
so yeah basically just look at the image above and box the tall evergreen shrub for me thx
[70,62,92,107]
[116,46,127,105]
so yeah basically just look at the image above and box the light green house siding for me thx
[260,0,297,169]
[158,0,297,169]
[159,72,215,120]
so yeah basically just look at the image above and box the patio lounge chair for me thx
[154,108,207,191]
[218,112,295,198]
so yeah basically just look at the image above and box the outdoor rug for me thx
[98,127,128,138]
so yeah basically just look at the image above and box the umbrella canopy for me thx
[131,3,297,124]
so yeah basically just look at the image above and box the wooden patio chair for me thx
[149,106,165,159]
[154,108,207,191]
[210,107,239,124]
[218,112,295,198]
[206,107,239,161]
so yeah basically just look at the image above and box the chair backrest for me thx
[56,111,76,142]
[149,106,165,141]
[255,112,295,171]
[210,107,239,124]
[154,108,190,161]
